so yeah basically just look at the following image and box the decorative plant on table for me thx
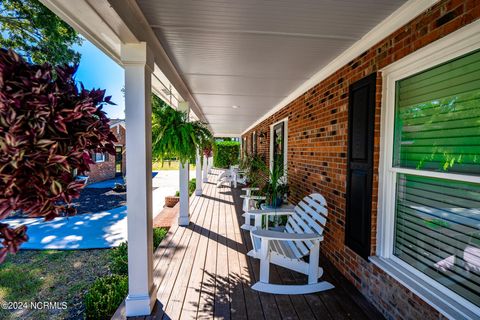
[0,49,117,262]
[261,158,289,209]
[239,153,267,188]
[250,157,289,228]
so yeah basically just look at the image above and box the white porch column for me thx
[122,42,155,317]
[179,161,190,225]
[209,156,213,172]
[178,101,190,226]
[203,155,208,182]
[195,150,203,195]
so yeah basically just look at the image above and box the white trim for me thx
[376,20,480,319]
[242,0,439,135]
[94,152,106,163]
[391,167,480,184]
[213,133,241,138]
[269,117,288,174]
[110,121,126,130]
[370,257,480,320]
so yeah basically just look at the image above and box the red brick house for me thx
[242,2,480,318]
[87,119,126,183]
[42,0,480,318]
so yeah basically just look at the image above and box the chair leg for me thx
[308,240,320,284]
[259,239,270,283]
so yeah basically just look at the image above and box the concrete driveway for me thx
[5,170,196,250]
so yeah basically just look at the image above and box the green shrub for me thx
[85,274,128,320]
[213,141,240,168]
[109,242,128,276]
[189,178,196,196]
[153,227,168,249]
[109,228,168,276]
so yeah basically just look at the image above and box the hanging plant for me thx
[203,144,213,158]
[151,95,212,165]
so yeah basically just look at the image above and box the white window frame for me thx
[372,20,480,320]
[269,117,288,174]
[94,152,106,163]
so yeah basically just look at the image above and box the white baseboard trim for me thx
[125,291,155,317]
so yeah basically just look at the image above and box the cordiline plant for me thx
[0,48,117,262]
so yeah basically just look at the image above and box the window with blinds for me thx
[393,49,480,307]
[393,49,480,175]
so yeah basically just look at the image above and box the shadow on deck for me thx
[113,170,384,320]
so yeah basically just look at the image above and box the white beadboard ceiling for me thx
[136,0,407,135]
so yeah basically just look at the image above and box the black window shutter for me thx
[345,73,376,259]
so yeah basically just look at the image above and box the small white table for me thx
[240,187,265,231]
[257,203,295,230]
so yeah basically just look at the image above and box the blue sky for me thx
[73,38,125,119]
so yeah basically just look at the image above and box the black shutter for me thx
[345,73,376,259]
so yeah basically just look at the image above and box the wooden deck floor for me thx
[114,170,384,320]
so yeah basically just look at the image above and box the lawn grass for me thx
[0,227,170,320]
[0,250,111,320]
[152,160,195,171]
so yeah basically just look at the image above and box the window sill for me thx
[369,256,479,320]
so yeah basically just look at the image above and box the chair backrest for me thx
[285,193,328,259]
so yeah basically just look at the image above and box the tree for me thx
[151,95,212,164]
[0,49,117,262]
[0,0,82,65]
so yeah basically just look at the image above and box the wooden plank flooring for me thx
[113,169,384,320]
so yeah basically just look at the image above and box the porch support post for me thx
[195,150,203,195]
[178,102,190,226]
[208,156,212,173]
[203,155,208,182]
[121,42,155,317]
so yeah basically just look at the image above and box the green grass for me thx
[152,160,195,171]
[0,250,111,320]
[0,228,169,320]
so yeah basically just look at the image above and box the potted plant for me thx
[165,191,180,207]
[261,159,289,209]
[151,96,212,204]
[240,154,268,188]
[151,95,213,166]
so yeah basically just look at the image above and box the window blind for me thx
[394,174,480,307]
[393,49,480,307]
[393,49,480,175]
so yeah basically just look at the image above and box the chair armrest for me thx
[242,187,259,191]
[251,229,323,241]
[240,195,266,200]
[247,209,294,216]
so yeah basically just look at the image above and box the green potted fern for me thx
[151,95,212,165]
[151,95,213,203]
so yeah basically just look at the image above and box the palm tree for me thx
[151,95,213,164]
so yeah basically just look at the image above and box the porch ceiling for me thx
[135,0,406,135]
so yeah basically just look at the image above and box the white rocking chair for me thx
[216,168,234,187]
[217,166,247,188]
[248,193,334,294]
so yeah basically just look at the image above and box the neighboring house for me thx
[87,119,126,183]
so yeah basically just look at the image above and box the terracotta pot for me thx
[165,196,180,208]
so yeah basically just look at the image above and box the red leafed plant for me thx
[203,145,213,158]
[0,48,117,262]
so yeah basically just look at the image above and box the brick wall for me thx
[87,124,126,183]
[87,155,115,183]
[117,125,126,177]
[242,1,480,319]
